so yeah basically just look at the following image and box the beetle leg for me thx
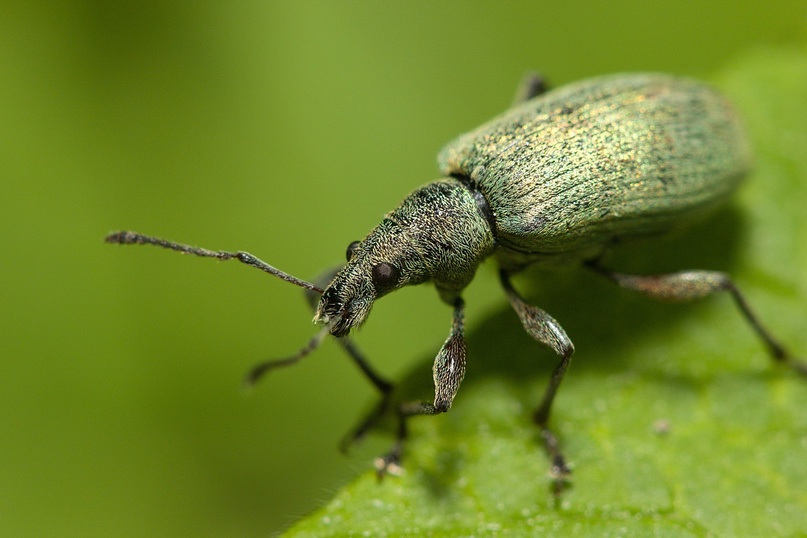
[243,326,330,387]
[336,336,398,453]
[243,328,398,447]
[304,267,402,452]
[586,261,807,376]
[512,71,548,105]
[374,298,467,477]
[500,270,575,480]
[240,264,401,460]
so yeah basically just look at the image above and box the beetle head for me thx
[314,179,494,337]
[315,218,427,337]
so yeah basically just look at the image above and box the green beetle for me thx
[107,73,805,484]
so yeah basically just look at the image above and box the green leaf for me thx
[284,50,807,537]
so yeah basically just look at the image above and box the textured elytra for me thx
[439,74,751,269]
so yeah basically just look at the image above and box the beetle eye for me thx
[371,262,400,292]
[345,240,360,262]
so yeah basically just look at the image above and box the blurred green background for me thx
[2,2,806,536]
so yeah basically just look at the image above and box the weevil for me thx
[107,73,806,484]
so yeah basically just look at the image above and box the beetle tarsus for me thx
[368,395,453,479]
[374,444,404,479]
[539,427,571,476]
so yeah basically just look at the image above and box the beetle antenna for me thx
[105,230,324,293]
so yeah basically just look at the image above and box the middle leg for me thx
[500,270,575,480]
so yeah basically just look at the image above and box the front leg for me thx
[500,270,575,482]
[375,298,467,476]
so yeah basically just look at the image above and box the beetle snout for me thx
[316,301,357,338]
[314,284,370,338]
[314,285,353,337]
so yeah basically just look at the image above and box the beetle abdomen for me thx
[438,74,751,266]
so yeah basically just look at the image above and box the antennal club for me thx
[105,230,324,293]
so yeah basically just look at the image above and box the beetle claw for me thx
[374,446,404,479]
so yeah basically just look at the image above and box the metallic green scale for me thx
[439,74,751,268]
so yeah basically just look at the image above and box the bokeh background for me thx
[2,2,806,536]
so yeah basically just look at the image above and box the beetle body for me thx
[319,74,751,334]
[109,72,803,483]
